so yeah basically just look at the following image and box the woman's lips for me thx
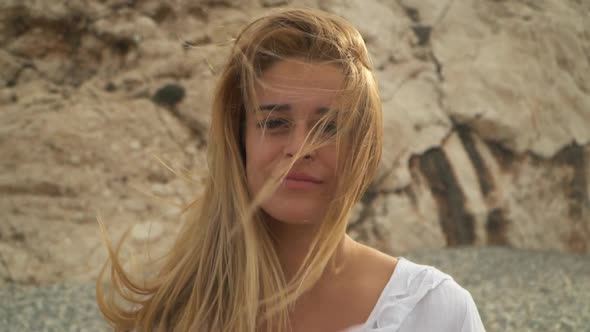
[283,172,322,189]
[286,172,322,183]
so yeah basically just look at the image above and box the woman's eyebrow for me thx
[259,104,291,111]
[258,104,330,114]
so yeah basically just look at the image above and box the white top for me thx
[345,257,486,332]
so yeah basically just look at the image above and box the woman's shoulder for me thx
[351,240,398,278]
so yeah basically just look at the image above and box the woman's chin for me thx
[255,191,334,226]
[261,208,323,226]
[276,217,318,225]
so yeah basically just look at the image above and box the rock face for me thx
[346,0,590,255]
[0,0,588,285]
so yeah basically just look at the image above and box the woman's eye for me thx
[319,121,337,137]
[258,118,289,129]
[324,122,337,135]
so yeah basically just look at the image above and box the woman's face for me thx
[244,59,344,224]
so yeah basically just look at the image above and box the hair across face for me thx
[215,8,384,213]
[245,58,345,225]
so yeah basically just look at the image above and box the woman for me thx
[97,7,485,332]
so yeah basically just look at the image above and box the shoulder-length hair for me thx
[96,7,382,332]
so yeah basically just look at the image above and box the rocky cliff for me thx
[1,0,589,286]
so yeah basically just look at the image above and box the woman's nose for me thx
[284,123,313,160]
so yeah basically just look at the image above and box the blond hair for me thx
[96,7,382,331]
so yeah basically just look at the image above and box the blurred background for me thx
[1,0,589,331]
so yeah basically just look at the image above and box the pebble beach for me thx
[2,247,589,332]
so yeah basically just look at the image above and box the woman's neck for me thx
[264,215,355,283]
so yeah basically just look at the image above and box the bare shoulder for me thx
[346,239,398,294]
[353,240,398,277]
[329,238,399,325]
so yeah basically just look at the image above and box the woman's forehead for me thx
[252,61,343,110]
[256,59,345,92]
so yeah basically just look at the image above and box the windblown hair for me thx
[96,7,382,332]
